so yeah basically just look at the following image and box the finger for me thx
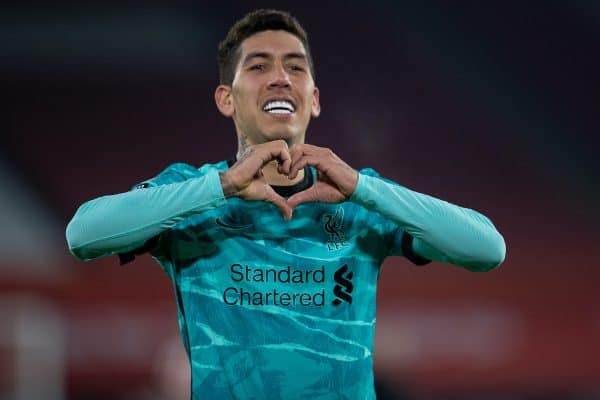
[289,155,321,180]
[289,144,337,179]
[291,143,330,159]
[287,186,319,210]
[279,157,291,175]
[290,142,321,151]
[289,144,308,171]
[294,143,325,154]
[262,140,291,169]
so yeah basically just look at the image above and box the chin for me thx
[262,130,297,142]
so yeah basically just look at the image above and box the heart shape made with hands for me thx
[225,142,358,221]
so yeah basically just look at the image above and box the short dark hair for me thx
[217,9,315,85]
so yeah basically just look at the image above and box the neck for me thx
[236,134,305,186]
[262,160,305,186]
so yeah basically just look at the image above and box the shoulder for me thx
[356,167,400,186]
[134,160,229,189]
[357,167,382,178]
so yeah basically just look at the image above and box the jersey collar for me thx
[226,158,314,197]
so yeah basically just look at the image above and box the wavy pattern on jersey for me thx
[184,284,373,357]
[144,161,404,400]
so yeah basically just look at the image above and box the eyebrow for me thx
[242,51,308,65]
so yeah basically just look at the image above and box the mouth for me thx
[262,99,296,115]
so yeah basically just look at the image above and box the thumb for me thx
[287,186,319,210]
[265,187,293,221]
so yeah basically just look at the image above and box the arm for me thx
[66,141,297,261]
[350,172,506,271]
[286,144,506,272]
[66,169,226,261]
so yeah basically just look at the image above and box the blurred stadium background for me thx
[2,1,599,399]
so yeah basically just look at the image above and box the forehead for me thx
[239,30,307,57]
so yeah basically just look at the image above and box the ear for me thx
[311,86,321,118]
[215,85,234,117]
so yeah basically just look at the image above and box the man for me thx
[66,9,505,399]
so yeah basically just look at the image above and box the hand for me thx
[287,144,358,214]
[220,140,293,220]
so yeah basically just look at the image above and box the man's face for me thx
[217,30,320,146]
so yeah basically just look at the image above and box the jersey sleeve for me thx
[350,169,506,272]
[387,226,432,266]
[65,163,227,261]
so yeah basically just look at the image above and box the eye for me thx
[249,64,266,71]
[289,65,305,72]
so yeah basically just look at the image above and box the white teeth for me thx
[263,100,295,112]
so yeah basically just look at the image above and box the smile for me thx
[263,100,295,115]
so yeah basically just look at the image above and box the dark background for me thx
[2,1,599,399]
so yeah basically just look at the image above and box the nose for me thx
[268,64,291,89]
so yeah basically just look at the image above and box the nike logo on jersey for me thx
[215,218,254,230]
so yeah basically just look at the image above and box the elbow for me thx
[65,202,99,261]
[489,230,507,268]
[470,231,506,272]
[65,216,87,260]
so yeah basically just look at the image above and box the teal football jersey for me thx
[141,161,414,399]
[67,157,504,399]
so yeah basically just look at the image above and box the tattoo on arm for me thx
[219,171,237,198]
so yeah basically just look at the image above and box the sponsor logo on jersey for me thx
[332,264,353,305]
[322,208,349,251]
[223,264,325,307]
[221,263,355,308]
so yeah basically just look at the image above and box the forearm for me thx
[66,169,226,260]
[350,173,506,271]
